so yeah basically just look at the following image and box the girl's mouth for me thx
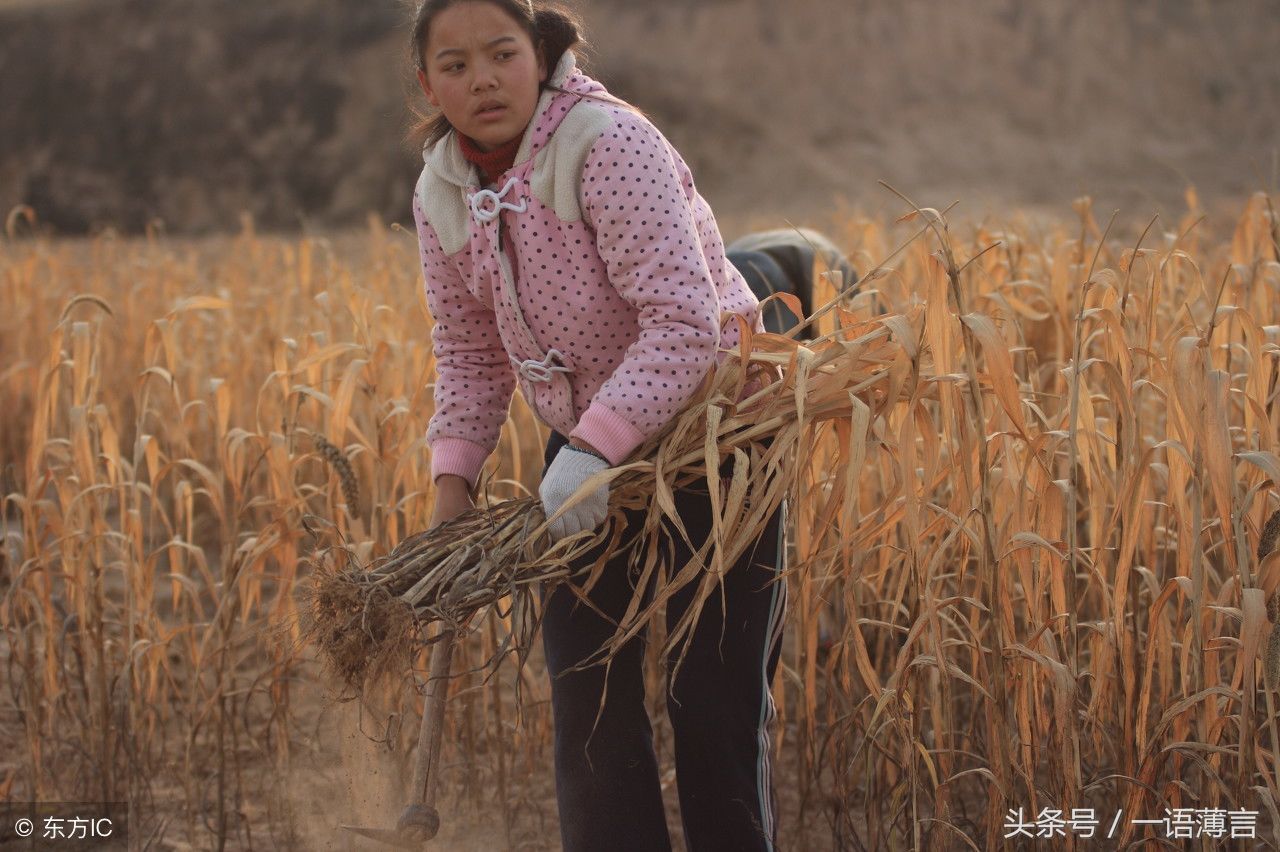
[476,106,507,121]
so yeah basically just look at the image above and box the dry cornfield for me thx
[2,190,1280,850]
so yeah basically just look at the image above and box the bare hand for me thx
[430,474,475,529]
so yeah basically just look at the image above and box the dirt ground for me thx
[281,605,834,851]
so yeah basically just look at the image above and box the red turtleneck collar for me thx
[458,133,522,185]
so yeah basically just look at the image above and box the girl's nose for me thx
[471,63,498,92]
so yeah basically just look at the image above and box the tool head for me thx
[339,823,424,849]
[396,803,441,838]
[340,804,439,848]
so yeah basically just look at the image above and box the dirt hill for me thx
[1,0,1276,234]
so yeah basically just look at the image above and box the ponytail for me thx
[533,7,582,76]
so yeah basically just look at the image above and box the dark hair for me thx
[406,0,587,149]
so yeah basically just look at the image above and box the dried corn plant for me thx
[787,189,1280,849]
[3,189,1280,850]
[0,217,553,847]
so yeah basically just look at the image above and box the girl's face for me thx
[417,1,548,152]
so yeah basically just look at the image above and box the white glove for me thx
[539,445,611,542]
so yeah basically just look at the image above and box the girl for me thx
[410,2,787,849]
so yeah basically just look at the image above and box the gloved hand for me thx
[539,445,611,542]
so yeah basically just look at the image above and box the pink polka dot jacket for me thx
[414,50,764,489]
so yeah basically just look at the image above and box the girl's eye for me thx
[496,51,515,60]
[444,63,464,73]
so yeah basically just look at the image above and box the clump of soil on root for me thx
[299,560,417,697]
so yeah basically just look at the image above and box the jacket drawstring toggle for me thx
[469,177,528,224]
[511,347,573,383]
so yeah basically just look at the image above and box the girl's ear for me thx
[537,45,549,84]
[416,67,440,107]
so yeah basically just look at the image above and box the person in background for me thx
[727,226,860,336]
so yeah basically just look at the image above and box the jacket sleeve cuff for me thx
[430,437,492,489]
[570,401,648,466]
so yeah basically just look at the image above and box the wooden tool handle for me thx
[396,629,456,843]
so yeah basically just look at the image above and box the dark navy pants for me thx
[539,430,788,851]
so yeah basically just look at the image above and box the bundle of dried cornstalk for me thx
[305,281,914,695]
[303,309,909,694]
